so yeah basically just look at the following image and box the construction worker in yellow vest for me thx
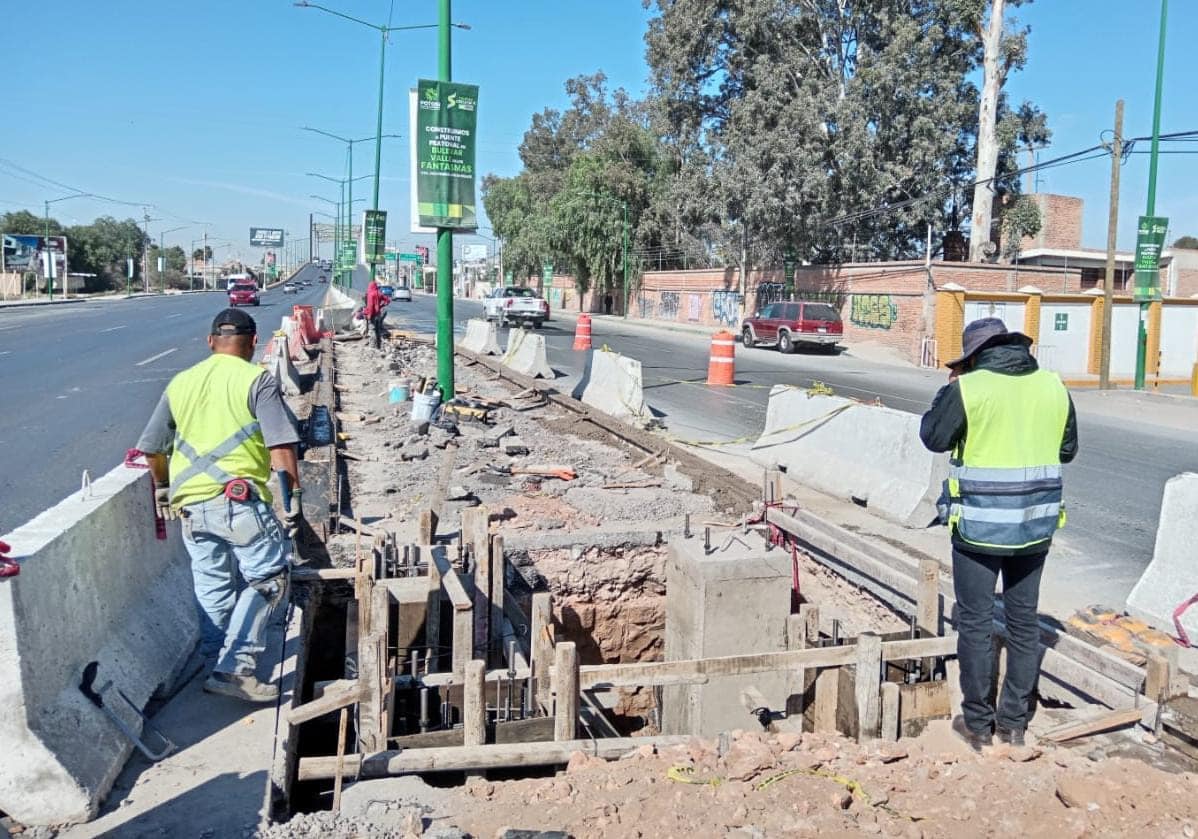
[136,308,303,703]
[920,317,1078,751]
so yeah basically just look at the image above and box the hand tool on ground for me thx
[486,464,577,481]
[79,661,175,761]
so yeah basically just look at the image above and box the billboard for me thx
[2,234,67,278]
[462,243,487,262]
[250,227,284,248]
[363,210,387,264]
[414,79,479,230]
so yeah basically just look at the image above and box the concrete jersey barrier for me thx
[751,387,948,528]
[575,349,649,422]
[1127,473,1198,640]
[320,286,358,333]
[458,318,502,355]
[267,338,302,396]
[501,328,554,379]
[0,464,198,825]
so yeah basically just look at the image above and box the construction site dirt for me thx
[255,330,1198,838]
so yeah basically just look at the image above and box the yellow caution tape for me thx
[664,403,853,449]
[755,767,870,803]
[666,765,722,788]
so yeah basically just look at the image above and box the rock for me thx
[1056,775,1095,809]
[401,447,430,462]
[504,436,530,456]
[832,789,854,810]
[397,807,424,835]
[540,518,566,530]
[410,421,430,437]
[566,750,601,774]
[724,735,775,781]
[663,463,694,492]
[775,732,802,752]
[635,743,657,759]
[877,746,908,764]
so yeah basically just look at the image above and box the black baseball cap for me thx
[210,308,257,336]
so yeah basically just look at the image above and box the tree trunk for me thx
[969,0,1005,262]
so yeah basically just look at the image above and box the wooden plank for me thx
[461,507,492,661]
[292,567,358,582]
[344,599,359,680]
[425,546,442,666]
[332,707,349,812]
[297,735,694,781]
[1146,654,1171,703]
[813,668,839,733]
[880,682,900,743]
[388,716,556,750]
[452,602,474,677]
[417,666,532,688]
[463,660,487,747]
[854,633,882,742]
[573,635,957,690]
[554,641,579,741]
[376,576,430,604]
[785,612,807,719]
[531,592,554,712]
[287,681,364,725]
[357,632,384,751]
[418,509,439,545]
[431,546,472,611]
[490,534,507,647]
[1041,708,1146,743]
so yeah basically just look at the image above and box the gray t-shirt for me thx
[136,370,300,455]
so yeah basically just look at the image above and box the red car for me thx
[741,300,843,353]
[228,282,260,307]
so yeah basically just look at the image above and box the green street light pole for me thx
[436,0,455,397]
[1134,0,1169,390]
[309,172,368,287]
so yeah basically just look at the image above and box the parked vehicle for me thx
[483,286,549,328]
[393,285,412,302]
[740,301,843,353]
[228,282,260,307]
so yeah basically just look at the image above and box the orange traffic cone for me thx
[706,330,736,386]
[573,313,593,351]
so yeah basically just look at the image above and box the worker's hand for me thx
[154,483,176,521]
[282,489,304,540]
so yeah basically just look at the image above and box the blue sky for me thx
[1,1,1193,264]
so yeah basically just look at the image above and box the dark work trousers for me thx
[370,312,386,349]
[952,546,1047,735]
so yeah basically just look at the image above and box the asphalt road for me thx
[0,263,351,535]
[387,289,1198,615]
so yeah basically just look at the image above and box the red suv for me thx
[228,282,260,307]
[741,300,843,353]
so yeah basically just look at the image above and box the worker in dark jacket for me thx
[920,317,1078,751]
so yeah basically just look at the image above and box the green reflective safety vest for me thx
[165,354,272,509]
[947,368,1070,552]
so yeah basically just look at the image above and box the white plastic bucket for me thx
[411,391,440,422]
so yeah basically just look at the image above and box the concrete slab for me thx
[751,387,948,528]
[0,464,198,825]
[1127,473,1198,641]
[662,533,791,737]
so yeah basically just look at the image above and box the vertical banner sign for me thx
[1133,215,1168,302]
[783,247,796,295]
[363,210,387,264]
[416,79,479,229]
[541,260,553,289]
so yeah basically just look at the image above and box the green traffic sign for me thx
[1132,215,1168,302]
[399,253,421,263]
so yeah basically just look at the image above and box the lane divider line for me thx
[100,325,128,333]
[135,347,177,367]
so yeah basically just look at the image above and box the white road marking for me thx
[0,351,11,356]
[100,325,127,333]
[135,347,177,367]
[165,313,185,319]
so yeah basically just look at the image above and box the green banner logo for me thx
[416,78,479,230]
[364,210,387,264]
[1132,215,1168,302]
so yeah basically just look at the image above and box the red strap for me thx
[1173,593,1198,647]
[0,539,17,578]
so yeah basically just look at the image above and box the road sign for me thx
[250,227,284,248]
[400,252,421,262]
[363,210,386,264]
[415,79,480,230]
[385,251,398,262]
[541,260,553,286]
[415,245,430,265]
[1132,215,1168,302]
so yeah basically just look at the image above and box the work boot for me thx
[996,726,1026,747]
[203,672,279,704]
[951,715,993,752]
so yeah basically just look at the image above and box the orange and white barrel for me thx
[706,330,736,386]
[573,313,593,351]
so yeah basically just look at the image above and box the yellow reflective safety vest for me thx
[947,368,1070,552]
[165,354,272,509]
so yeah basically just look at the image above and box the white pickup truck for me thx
[483,286,550,328]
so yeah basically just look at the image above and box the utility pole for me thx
[1099,100,1124,390]
[435,0,456,398]
[142,210,151,294]
[1134,0,1169,390]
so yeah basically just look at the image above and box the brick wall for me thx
[1019,194,1084,252]
[1169,248,1198,297]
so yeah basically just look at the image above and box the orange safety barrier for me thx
[573,313,593,351]
[706,330,736,386]
[293,305,320,343]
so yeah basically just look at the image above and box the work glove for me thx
[283,489,304,540]
[0,539,18,578]
[154,483,176,521]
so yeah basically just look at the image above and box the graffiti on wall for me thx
[712,290,742,326]
[756,282,786,308]
[850,294,899,330]
[659,291,680,319]
[638,294,655,319]
[688,293,702,322]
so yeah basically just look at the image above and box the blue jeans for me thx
[952,547,1047,734]
[181,494,290,676]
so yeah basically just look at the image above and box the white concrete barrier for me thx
[1127,473,1198,641]
[0,465,198,825]
[267,339,302,396]
[577,349,648,422]
[457,318,501,355]
[320,287,358,333]
[751,387,948,528]
[501,328,554,379]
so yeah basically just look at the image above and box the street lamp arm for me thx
[302,126,352,144]
[294,1,382,32]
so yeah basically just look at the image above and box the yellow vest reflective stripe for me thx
[165,354,273,508]
[948,368,1070,551]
